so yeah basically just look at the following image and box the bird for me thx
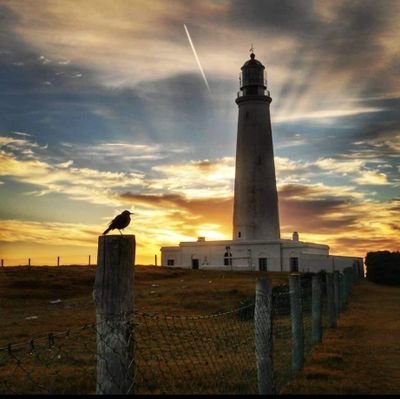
[103,210,134,235]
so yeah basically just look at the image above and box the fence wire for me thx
[272,285,292,393]
[0,324,97,394]
[0,269,357,395]
[134,306,257,394]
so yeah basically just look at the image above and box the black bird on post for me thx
[103,210,134,235]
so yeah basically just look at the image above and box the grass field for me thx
[0,265,290,394]
[1,265,399,394]
[0,265,289,346]
[283,279,400,394]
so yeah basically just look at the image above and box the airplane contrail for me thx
[183,24,211,94]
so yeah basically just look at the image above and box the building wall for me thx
[162,240,283,271]
[161,240,363,275]
[161,239,361,273]
[331,255,364,273]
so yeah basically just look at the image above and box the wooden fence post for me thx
[345,268,352,301]
[325,272,336,328]
[311,274,322,344]
[352,263,358,284]
[339,272,345,310]
[57,256,60,267]
[333,271,340,318]
[94,235,135,394]
[255,277,274,394]
[289,273,304,374]
[88,255,91,266]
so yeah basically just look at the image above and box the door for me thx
[192,259,199,270]
[290,257,299,272]
[258,258,267,271]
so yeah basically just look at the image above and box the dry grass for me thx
[0,265,288,346]
[282,280,400,395]
[1,266,399,394]
[0,265,287,394]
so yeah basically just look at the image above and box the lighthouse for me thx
[160,49,363,275]
[233,51,280,241]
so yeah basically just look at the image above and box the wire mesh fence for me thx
[0,324,97,394]
[271,285,292,393]
[135,306,258,394]
[0,268,360,394]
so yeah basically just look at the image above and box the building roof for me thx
[242,52,264,68]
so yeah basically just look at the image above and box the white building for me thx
[161,51,363,274]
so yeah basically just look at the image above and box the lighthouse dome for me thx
[242,53,265,69]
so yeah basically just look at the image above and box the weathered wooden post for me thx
[1,259,3,267]
[255,277,274,394]
[289,273,304,374]
[359,261,364,279]
[28,258,31,268]
[57,256,60,267]
[343,268,349,304]
[154,254,157,266]
[339,272,345,310]
[88,255,91,266]
[312,274,322,344]
[325,272,336,328]
[94,235,135,395]
[352,263,358,284]
[333,271,340,318]
[343,267,352,302]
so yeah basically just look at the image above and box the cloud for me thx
[315,158,364,174]
[274,107,383,123]
[353,170,390,185]
[0,219,97,246]
[150,157,235,198]
[0,136,147,205]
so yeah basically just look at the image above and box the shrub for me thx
[365,251,400,285]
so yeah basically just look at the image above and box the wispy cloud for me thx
[274,107,383,123]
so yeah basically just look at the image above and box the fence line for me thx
[0,255,95,268]
[0,236,363,394]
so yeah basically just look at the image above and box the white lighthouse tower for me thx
[160,50,363,274]
[233,51,280,241]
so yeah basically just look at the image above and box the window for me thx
[259,258,267,271]
[167,259,174,266]
[224,247,232,266]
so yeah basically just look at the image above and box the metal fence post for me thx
[255,278,274,394]
[289,273,304,374]
[312,274,322,344]
[94,235,135,394]
[325,272,336,328]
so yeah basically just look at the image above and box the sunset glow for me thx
[0,0,399,265]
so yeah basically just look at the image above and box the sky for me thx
[0,0,399,266]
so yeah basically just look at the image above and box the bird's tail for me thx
[103,227,111,235]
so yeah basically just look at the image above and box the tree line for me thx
[365,251,400,285]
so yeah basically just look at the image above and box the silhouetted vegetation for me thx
[365,251,400,285]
